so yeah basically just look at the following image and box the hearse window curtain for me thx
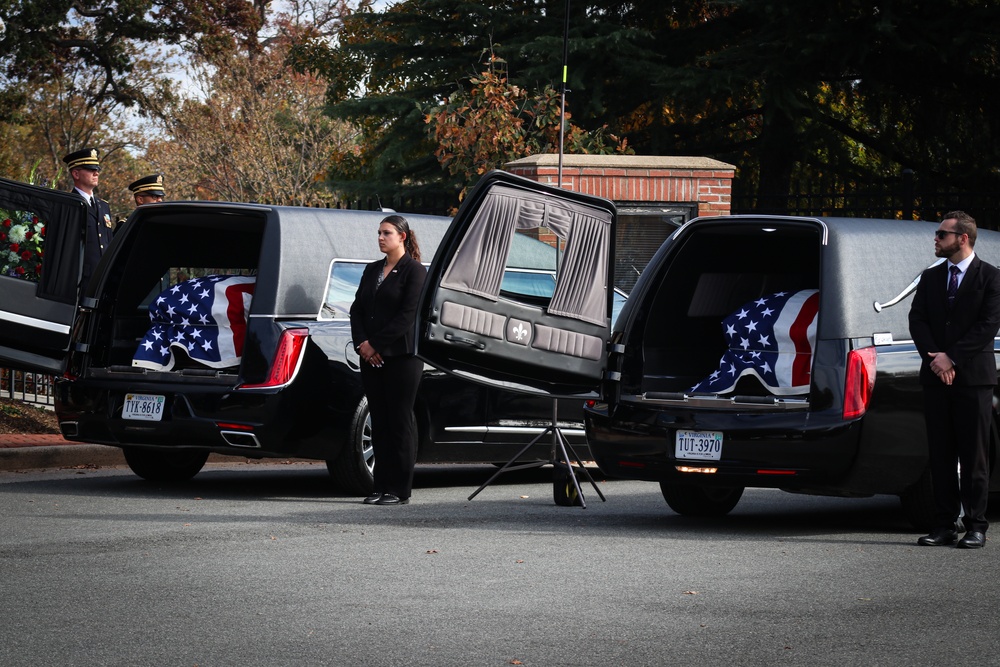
[440,185,610,325]
[548,209,610,326]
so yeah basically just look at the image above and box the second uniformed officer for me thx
[62,147,113,292]
[128,173,165,207]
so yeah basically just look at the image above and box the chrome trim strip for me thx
[220,431,262,448]
[0,309,71,334]
[444,425,586,437]
[873,257,945,312]
[624,393,809,411]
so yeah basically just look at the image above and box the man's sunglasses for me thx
[935,230,964,239]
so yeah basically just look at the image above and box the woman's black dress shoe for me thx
[375,494,409,505]
[363,493,383,505]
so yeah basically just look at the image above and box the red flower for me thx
[9,243,18,253]
[25,230,33,241]
[15,266,24,275]
[0,232,5,241]
[21,250,32,261]
[32,216,38,224]
[40,226,46,237]
[35,265,42,274]
[2,219,11,227]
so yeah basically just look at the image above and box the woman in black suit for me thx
[350,215,426,505]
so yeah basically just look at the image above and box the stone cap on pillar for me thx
[504,153,736,216]
[505,154,735,171]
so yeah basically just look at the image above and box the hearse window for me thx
[499,268,557,299]
[320,258,568,321]
[322,260,367,319]
[439,184,611,326]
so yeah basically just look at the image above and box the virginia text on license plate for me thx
[675,429,723,461]
[123,393,165,421]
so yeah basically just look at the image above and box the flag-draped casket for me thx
[689,289,819,396]
[132,275,256,371]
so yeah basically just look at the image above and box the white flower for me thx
[8,224,26,244]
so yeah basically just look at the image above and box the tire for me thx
[327,397,375,496]
[552,462,584,506]
[123,448,208,483]
[659,482,744,517]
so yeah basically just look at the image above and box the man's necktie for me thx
[89,196,96,208]
[948,265,960,305]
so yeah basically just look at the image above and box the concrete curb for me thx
[0,443,127,472]
[0,437,320,473]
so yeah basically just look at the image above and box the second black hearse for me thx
[417,170,1000,528]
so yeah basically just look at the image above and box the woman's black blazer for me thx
[350,253,427,358]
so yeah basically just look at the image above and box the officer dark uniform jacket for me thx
[63,148,113,291]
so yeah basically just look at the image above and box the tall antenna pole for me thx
[557,0,570,188]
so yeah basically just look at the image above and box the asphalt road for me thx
[2,462,998,667]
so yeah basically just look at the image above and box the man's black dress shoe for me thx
[375,493,409,505]
[363,493,383,505]
[917,529,958,546]
[957,531,986,549]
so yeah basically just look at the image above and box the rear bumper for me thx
[54,379,355,460]
[585,401,865,490]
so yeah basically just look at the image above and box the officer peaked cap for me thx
[62,148,101,171]
[128,173,165,197]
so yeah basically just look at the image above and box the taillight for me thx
[239,328,308,390]
[843,346,877,419]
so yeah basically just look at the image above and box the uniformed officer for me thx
[62,148,113,292]
[128,173,165,206]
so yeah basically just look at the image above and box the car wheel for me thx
[327,397,375,496]
[123,448,208,483]
[659,482,743,517]
[552,461,584,506]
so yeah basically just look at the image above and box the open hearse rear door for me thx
[416,171,616,399]
[0,176,87,375]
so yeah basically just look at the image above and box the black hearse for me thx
[417,171,1000,528]
[0,176,587,492]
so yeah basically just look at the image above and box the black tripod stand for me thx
[467,400,606,508]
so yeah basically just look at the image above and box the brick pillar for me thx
[504,154,735,217]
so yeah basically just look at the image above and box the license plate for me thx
[122,393,166,422]
[675,429,723,461]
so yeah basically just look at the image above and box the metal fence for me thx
[0,367,55,406]
[733,170,1000,230]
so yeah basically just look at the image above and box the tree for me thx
[427,55,630,202]
[149,8,357,206]
[0,0,260,109]
[296,0,567,203]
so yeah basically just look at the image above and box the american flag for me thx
[689,289,819,396]
[132,275,256,371]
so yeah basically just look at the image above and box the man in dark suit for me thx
[62,148,114,293]
[909,210,1000,549]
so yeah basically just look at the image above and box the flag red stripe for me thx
[225,283,255,357]
[789,292,819,386]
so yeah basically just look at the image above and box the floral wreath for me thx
[0,209,46,281]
